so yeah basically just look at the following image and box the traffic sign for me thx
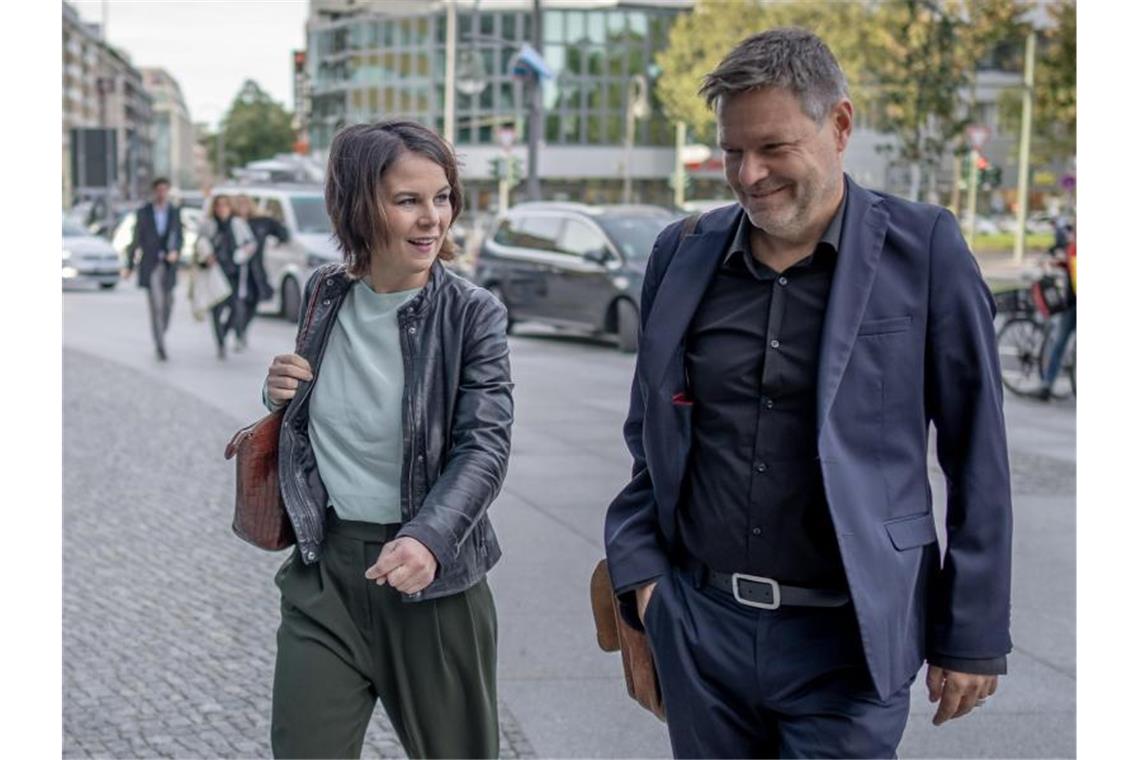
[966,124,990,150]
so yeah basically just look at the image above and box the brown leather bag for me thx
[590,559,666,721]
[223,274,325,551]
[224,410,292,550]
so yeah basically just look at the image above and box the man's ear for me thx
[833,99,854,153]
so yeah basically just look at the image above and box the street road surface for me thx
[63,279,1074,758]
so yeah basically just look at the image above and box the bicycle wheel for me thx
[996,317,1046,396]
[1038,322,1076,400]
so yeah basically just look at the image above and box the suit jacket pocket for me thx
[858,315,912,337]
[884,512,938,550]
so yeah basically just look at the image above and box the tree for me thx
[217,80,295,172]
[862,0,1030,201]
[654,0,874,145]
[998,0,1075,166]
[654,0,1030,202]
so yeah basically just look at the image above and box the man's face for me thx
[153,182,170,205]
[717,87,852,243]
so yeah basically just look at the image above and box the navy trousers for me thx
[644,568,913,759]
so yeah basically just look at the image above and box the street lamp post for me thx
[622,74,650,204]
[526,0,543,201]
[454,0,551,204]
[1013,31,1037,265]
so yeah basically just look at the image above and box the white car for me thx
[63,219,121,289]
[206,185,340,322]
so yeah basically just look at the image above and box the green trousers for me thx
[271,514,499,759]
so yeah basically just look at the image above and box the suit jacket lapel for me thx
[817,178,889,432]
[640,208,740,393]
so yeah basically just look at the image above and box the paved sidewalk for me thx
[62,348,535,759]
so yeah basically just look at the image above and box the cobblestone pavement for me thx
[63,347,535,759]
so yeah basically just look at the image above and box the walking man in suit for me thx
[604,29,1012,758]
[123,177,183,361]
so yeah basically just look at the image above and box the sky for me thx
[72,0,309,129]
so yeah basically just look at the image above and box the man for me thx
[1035,231,1076,401]
[604,29,1012,758]
[122,177,183,361]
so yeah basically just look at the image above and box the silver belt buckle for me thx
[731,573,781,610]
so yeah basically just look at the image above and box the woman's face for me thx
[214,197,232,220]
[374,152,453,284]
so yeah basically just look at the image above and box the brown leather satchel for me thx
[590,559,666,721]
[224,410,293,550]
[223,274,325,551]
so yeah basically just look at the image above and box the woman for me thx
[234,195,289,350]
[197,194,255,358]
[262,120,512,759]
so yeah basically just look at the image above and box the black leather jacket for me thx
[278,261,513,601]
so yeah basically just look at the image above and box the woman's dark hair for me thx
[207,193,231,218]
[325,120,463,277]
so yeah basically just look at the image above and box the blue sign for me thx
[511,44,553,81]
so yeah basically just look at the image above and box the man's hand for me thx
[165,251,179,264]
[635,581,658,626]
[364,537,438,595]
[120,267,131,280]
[927,665,998,726]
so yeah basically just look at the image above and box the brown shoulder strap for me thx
[680,212,702,238]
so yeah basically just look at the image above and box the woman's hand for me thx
[364,537,438,595]
[266,353,313,408]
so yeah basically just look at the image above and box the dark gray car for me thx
[474,203,679,352]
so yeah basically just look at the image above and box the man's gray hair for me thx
[699,28,849,124]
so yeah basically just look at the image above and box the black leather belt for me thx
[704,569,850,610]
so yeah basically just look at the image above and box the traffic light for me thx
[490,156,523,184]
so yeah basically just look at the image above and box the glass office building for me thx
[305,1,692,209]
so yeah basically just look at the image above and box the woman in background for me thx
[233,195,289,350]
[197,194,255,359]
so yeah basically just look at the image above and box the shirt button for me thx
[322,298,331,306]
[416,454,424,462]
[778,276,788,286]
[305,550,316,560]
[769,339,780,349]
[326,278,334,286]
[764,398,774,409]
[751,527,762,536]
[754,462,767,473]
[408,326,417,335]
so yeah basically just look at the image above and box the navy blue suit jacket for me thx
[603,177,1013,700]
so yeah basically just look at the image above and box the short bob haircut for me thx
[325,120,463,278]
[207,193,232,218]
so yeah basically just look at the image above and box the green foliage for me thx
[863,0,1030,198]
[998,0,1075,164]
[218,80,296,172]
[654,0,874,144]
[654,0,1054,199]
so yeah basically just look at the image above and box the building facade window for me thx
[306,4,682,152]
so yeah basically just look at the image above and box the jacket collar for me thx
[815,177,888,431]
[320,258,448,318]
[640,203,740,392]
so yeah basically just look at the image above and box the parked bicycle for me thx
[994,255,1076,399]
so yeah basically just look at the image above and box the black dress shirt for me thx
[673,190,1007,676]
[678,195,847,590]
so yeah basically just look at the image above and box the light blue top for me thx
[153,203,169,239]
[307,280,421,524]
